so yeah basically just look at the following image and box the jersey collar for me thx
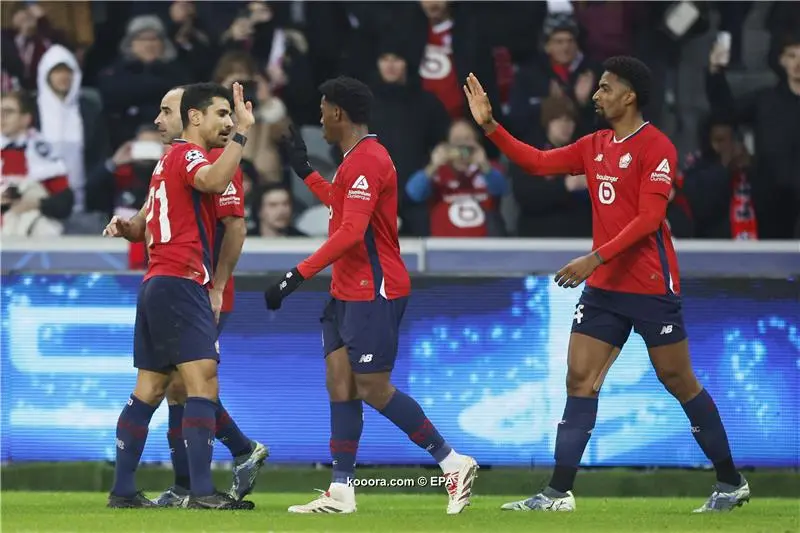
[612,122,649,144]
[343,134,377,159]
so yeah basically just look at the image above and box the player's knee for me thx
[178,360,219,400]
[656,368,699,402]
[166,377,188,404]
[565,367,597,397]
[354,375,393,409]
[326,374,356,402]
[133,379,167,406]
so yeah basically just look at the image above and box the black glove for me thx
[264,267,305,310]
[278,125,314,180]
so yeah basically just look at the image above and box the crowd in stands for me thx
[1,1,798,239]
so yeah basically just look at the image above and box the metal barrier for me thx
[1,236,798,276]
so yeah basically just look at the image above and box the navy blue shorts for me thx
[321,296,409,374]
[570,287,687,349]
[217,311,231,336]
[133,276,219,372]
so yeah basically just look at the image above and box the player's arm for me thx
[594,145,677,262]
[212,170,247,292]
[213,216,246,284]
[102,203,147,242]
[279,125,332,206]
[191,140,247,193]
[191,82,256,193]
[463,73,584,176]
[263,160,380,310]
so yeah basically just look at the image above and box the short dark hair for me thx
[2,90,35,116]
[778,30,800,53]
[319,76,373,125]
[602,56,652,109]
[180,82,232,127]
[540,95,578,128]
[260,182,291,199]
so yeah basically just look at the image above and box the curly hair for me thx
[319,76,373,125]
[602,56,652,109]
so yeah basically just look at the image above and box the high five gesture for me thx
[463,73,498,134]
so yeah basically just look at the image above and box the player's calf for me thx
[357,374,478,514]
[177,359,222,498]
[649,342,743,489]
[110,369,168,501]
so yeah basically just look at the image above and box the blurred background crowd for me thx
[1,0,798,240]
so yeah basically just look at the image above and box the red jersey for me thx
[420,20,463,119]
[297,136,411,301]
[143,141,216,286]
[428,164,495,237]
[208,148,245,313]
[489,122,681,295]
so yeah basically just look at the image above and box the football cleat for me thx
[229,440,269,500]
[501,490,576,512]
[186,491,255,510]
[444,455,480,514]
[693,477,750,513]
[152,485,190,507]
[107,491,159,509]
[287,489,357,514]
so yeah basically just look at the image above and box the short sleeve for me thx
[640,138,678,199]
[341,154,381,216]
[176,145,211,187]
[215,167,245,219]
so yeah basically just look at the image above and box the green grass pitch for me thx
[2,492,798,533]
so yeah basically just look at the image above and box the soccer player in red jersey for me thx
[102,82,256,510]
[464,57,749,513]
[264,76,478,514]
[134,87,266,508]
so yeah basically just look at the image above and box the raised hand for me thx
[463,73,496,132]
[278,125,314,180]
[232,82,255,133]
[102,216,130,238]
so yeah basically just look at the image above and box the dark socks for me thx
[215,404,252,458]
[378,390,452,462]
[183,397,218,497]
[549,396,598,493]
[167,404,191,490]
[329,400,364,484]
[111,395,157,497]
[681,388,741,486]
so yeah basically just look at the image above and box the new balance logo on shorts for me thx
[573,304,585,324]
[660,325,673,335]
[358,353,373,363]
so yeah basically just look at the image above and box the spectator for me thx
[510,95,591,238]
[403,1,500,122]
[406,119,507,237]
[0,3,65,91]
[163,0,216,81]
[85,125,165,221]
[368,39,450,204]
[97,15,192,149]
[682,113,759,240]
[1,90,73,236]
[36,44,108,213]
[213,51,289,185]
[706,30,800,239]
[507,13,599,141]
[252,183,306,237]
[221,2,316,125]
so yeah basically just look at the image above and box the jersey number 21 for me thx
[145,181,171,244]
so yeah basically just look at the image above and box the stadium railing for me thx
[1,236,798,275]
